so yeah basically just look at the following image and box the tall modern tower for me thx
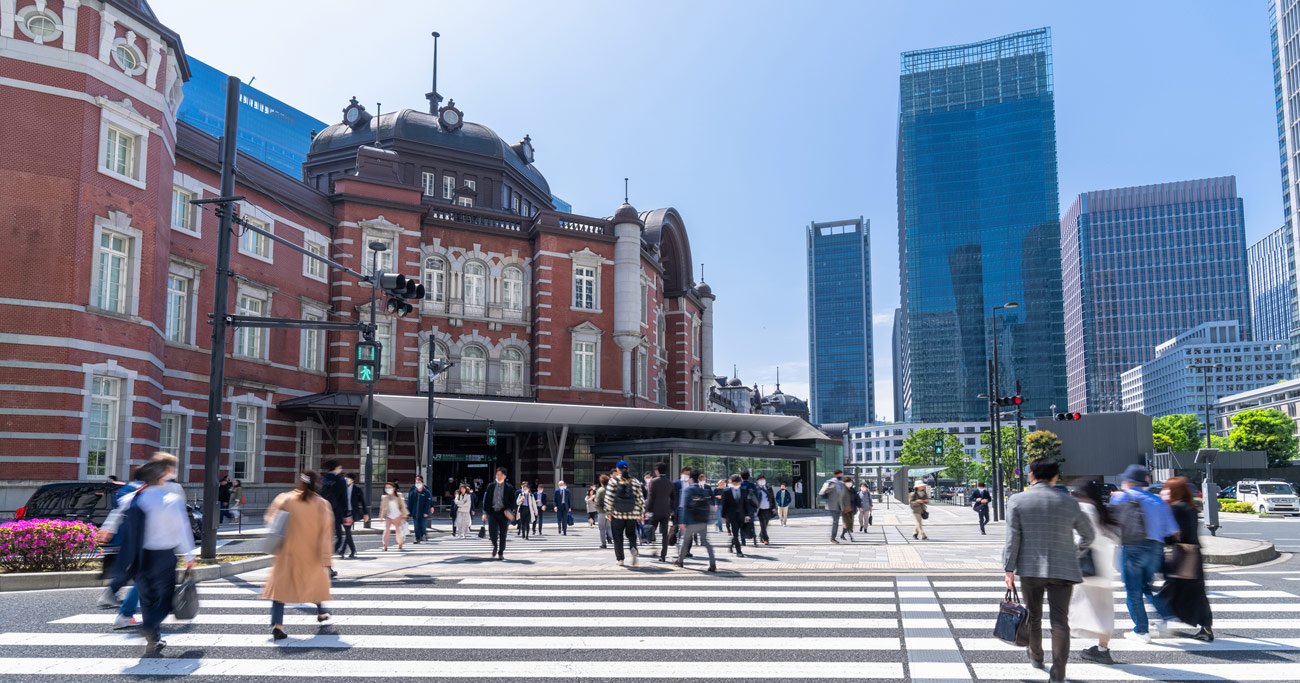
[807,218,875,426]
[1270,0,1300,371]
[1250,225,1296,345]
[1062,177,1252,414]
[897,28,1066,421]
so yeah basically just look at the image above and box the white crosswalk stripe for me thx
[2,571,1298,681]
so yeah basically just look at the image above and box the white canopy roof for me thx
[363,395,830,442]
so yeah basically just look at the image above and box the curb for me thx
[0,554,272,592]
[1203,541,1279,566]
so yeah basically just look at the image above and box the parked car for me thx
[15,481,203,540]
[1234,479,1300,517]
[1217,484,1235,500]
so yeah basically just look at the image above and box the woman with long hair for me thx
[380,481,409,551]
[585,485,599,527]
[262,470,333,640]
[454,484,473,538]
[595,474,612,548]
[516,482,537,539]
[1158,476,1214,641]
[1069,478,1120,665]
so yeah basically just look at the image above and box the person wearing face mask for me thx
[338,473,368,559]
[481,467,516,560]
[319,460,348,556]
[453,484,473,538]
[857,483,874,533]
[775,481,793,526]
[380,481,409,551]
[754,475,776,545]
[407,476,435,544]
[670,466,694,555]
[532,484,547,536]
[645,462,675,562]
[675,470,717,572]
[720,474,756,557]
[819,470,849,543]
[516,482,537,540]
[604,461,646,567]
[553,480,572,536]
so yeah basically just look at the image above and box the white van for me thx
[1235,480,1300,516]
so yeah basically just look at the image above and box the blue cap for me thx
[616,460,629,470]
[1121,464,1150,485]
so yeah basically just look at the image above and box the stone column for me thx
[611,203,644,397]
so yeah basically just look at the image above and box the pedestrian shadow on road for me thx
[446,555,535,564]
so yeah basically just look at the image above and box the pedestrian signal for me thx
[355,341,380,383]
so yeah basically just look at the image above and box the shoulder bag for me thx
[266,508,290,554]
[1164,543,1201,580]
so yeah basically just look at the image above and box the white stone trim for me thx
[89,210,144,318]
[14,3,63,44]
[96,98,155,189]
[78,359,138,481]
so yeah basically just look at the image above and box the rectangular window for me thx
[160,413,183,480]
[640,282,649,325]
[636,349,648,398]
[456,196,474,208]
[296,427,318,474]
[300,309,325,372]
[573,266,596,309]
[105,126,136,178]
[234,294,266,359]
[421,171,437,196]
[363,235,394,275]
[231,404,260,481]
[369,431,390,484]
[574,341,596,388]
[464,179,477,192]
[512,195,521,214]
[86,376,121,478]
[94,230,130,313]
[239,216,271,259]
[171,187,196,232]
[376,321,394,378]
[165,274,192,344]
[443,175,456,200]
[304,241,328,281]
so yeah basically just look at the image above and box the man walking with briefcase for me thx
[1002,459,1094,683]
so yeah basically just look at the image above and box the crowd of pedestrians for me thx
[1002,459,1214,683]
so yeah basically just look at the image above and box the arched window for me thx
[501,347,525,389]
[461,345,486,390]
[463,262,486,310]
[502,266,524,315]
[423,257,446,303]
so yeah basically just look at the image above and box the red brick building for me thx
[0,0,784,508]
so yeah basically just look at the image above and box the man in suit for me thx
[670,466,693,553]
[533,484,547,536]
[971,482,993,535]
[819,470,849,543]
[320,460,347,561]
[407,476,435,544]
[675,469,717,572]
[480,468,516,560]
[738,471,758,545]
[338,473,368,559]
[553,480,572,536]
[645,462,675,562]
[720,474,756,557]
[754,475,776,545]
[1003,459,1094,683]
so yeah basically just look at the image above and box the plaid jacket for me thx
[1003,482,1094,582]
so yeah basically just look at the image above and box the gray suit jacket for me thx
[819,478,848,512]
[1003,482,1094,583]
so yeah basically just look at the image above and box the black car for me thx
[17,481,203,541]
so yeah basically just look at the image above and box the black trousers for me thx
[137,548,176,642]
[533,509,544,534]
[1020,576,1073,682]
[976,505,990,532]
[652,517,671,559]
[556,506,570,534]
[727,516,745,552]
[517,509,532,539]
[339,521,357,556]
[486,511,509,555]
[757,509,774,542]
[610,517,638,561]
[332,516,345,553]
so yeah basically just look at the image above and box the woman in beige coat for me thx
[909,483,929,540]
[380,481,409,551]
[262,470,334,640]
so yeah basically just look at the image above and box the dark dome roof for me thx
[308,109,549,197]
[612,202,641,224]
[727,377,743,387]
[695,280,713,298]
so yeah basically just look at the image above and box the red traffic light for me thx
[1054,411,1082,421]
[1072,412,1082,420]
[1012,395,1023,406]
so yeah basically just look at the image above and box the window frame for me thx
[461,345,487,390]
[362,232,395,276]
[170,186,198,234]
[234,287,270,360]
[463,261,487,311]
[164,272,193,345]
[231,403,262,482]
[85,376,122,479]
[423,257,447,304]
[573,340,597,389]
[96,100,152,189]
[375,320,395,378]
[300,306,326,372]
[502,266,525,314]
[501,347,525,388]
[421,171,438,197]
[573,266,597,310]
[94,229,131,314]
[238,214,274,263]
[442,175,456,200]
[303,238,329,282]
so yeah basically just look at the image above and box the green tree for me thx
[899,429,966,477]
[1152,414,1202,452]
[976,426,1026,490]
[1024,430,1062,463]
[1228,408,1299,468]
[942,445,975,483]
[1152,432,1175,453]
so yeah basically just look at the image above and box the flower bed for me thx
[0,519,99,573]
[1217,499,1256,514]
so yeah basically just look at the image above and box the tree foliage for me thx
[1024,430,1062,463]
[1152,414,1202,452]
[1228,408,1298,468]
[976,426,1026,490]
[1152,432,1174,453]
[899,429,967,479]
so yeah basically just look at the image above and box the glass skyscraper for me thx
[897,28,1066,421]
[1062,177,1252,414]
[1270,0,1300,371]
[1250,225,1296,345]
[807,218,875,426]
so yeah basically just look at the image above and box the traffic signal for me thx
[996,394,1023,408]
[355,341,380,383]
[1054,411,1082,421]
[486,420,497,447]
[378,272,425,317]
[933,439,943,455]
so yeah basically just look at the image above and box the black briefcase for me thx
[993,588,1031,647]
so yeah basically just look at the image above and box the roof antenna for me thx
[776,366,781,391]
[426,31,441,114]
[624,177,629,204]
[733,363,738,379]
[375,102,381,145]
[700,263,705,281]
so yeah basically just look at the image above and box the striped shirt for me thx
[602,475,645,520]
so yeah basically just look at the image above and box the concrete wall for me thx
[1050,411,1154,479]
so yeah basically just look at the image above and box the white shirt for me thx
[126,484,195,560]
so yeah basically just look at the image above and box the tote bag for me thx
[172,569,199,620]
[993,588,1031,647]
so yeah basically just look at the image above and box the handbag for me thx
[921,510,930,520]
[993,588,1031,647]
[172,569,199,620]
[477,526,486,538]
[566,512,575,526]
[1079,547,1097,577]
[266,509,290,553]
[1164,543,1201,580]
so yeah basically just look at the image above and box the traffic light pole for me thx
[1015,379,1025,491]
[987,359,1001,522]
[363,244,383,530]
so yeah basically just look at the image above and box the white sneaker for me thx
[1150,619,1168,638]
[1124,630,1152,644]
[97,587,121,609]
[630,548,639,567]
[113,613,140,630]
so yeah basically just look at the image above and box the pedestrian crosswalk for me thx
[3,570,1299,681]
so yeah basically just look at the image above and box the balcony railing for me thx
[426,204,525,232]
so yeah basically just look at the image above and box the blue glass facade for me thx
[1250,224,1295,345]
[807,218,875,426]
[1062,177,1252,414]
[898,28,1066,421]
[179,57,326,178]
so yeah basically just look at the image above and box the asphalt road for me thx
[1213,510,1300,554]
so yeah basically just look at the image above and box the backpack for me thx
[686,486,711,517]
[612,480,637,513]
[1115,495,1148,545]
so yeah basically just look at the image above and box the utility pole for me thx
[363,242,385,529]
[986,359,1000,522]
[424,350,453,488]
[197,76,240,561]
[1015,378,1025,491]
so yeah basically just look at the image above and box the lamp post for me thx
[989,301,1019,520]
[423,343,453,489]
[1188,361,1223,449]
[363,241,386,529]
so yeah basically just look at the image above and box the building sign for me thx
[431,453,492,462]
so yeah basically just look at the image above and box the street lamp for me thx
[988,301,1019,521]
[1188,361,1224,449]
[423,341,454,489]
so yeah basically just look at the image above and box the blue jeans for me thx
[1122,541,1173,634]
[118,585,139,617]
[271,600,324,626]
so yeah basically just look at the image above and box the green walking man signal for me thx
[933,438,943,455]
[486,420,497,447]
[355,341,381,384]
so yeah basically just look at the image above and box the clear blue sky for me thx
[152,1,1279,421]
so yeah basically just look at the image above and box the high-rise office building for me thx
[807,218,875,426]
[1270,0,1300,369]
[897,28,1066,421]
[1251,225,1296,345]
[179,57,326,178]
[891,307,905,422]
[1062,177,1251,414]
